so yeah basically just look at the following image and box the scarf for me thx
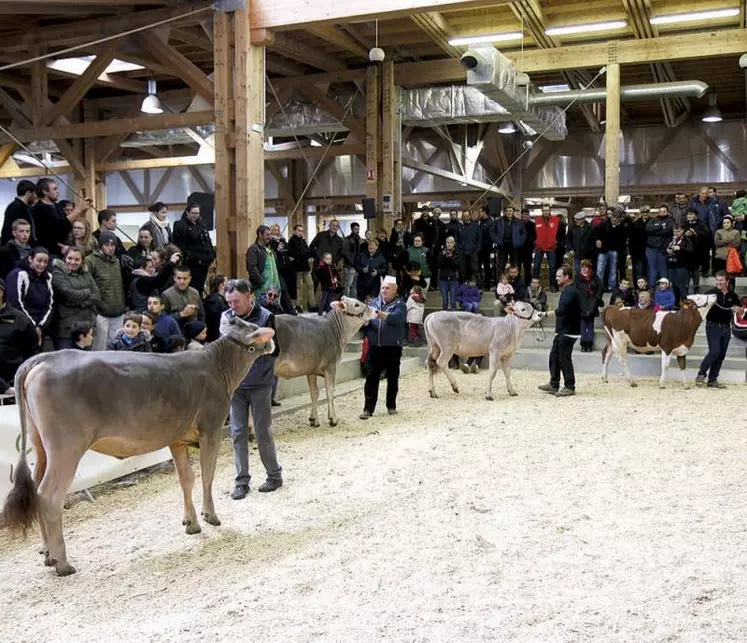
[149,213,171,248]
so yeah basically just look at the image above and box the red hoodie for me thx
[534,215,560,252]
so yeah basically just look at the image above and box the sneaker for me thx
[707,381,727,389]
[460,364,470,374]
[294,306,304,314]
[387,408,397,415]
[271,399,281,407]
[470,363,479,374]
[555,387,576,397]
[538,383,558,393]
[695,375,706,387]
[230,484,249,500]
[258,479,283,493]
[359,411,372,420]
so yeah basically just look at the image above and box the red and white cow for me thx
[601,293,717,389]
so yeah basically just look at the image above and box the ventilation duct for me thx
[528,80,709,107]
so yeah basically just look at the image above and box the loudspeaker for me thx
[187,192,215,230]
[362,197,376,219]
[487,197,503,218]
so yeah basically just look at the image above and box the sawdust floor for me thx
[1,369,746,643]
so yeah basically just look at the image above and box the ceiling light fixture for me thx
[448,32,524,46]
[538,84,570,93]
[140,80,163,115]
[545,20,627,36]
[701,93,723,123]
[650,8,739,25]
[498,122,516,134]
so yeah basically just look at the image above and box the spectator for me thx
[713,215,741,276]
[539,265,581,397]
[257,287,283,407]
[203,274,228,342]
[405,284,426,346]
[477,207,495,290]
[184,320,207,351]
[1,180,36,245]
[126,226,155,263]
[628,206,651,283]
[457,278,482,313]
[638,290,652,310]
[166,335,187,353]
[356,239,388,301]
[267,224,296,315]
[246,225,281,298]
[492,206,526,286]
[443,210,461,249]
[527,277,548,312]
[164,265,205,328]
[0,277,37,387]
[645,205,674,285]
[507,264,527,302]
[438,236,460,311]
[0,219,32,280]
[407,233,431,291]
[51,246,100,350]
[223,278,283,498]
[732,190,747,217]
[696,271,743,389]
[518,208,535,286]
[360,228,375,253]
[595,209,626,292]
[173,203,214,297]
[67,218,98,258]
[315,252,342,315]
[359,276,406,420]
[59,200,74,218]
[654,278,676,312]
[310,219,343,265]
[86,230,126,351]
[399,261,427,298]
[143,202,173,249]
[147,293,182,351]
[683,207,710,293]
[92,209,126,260]
[288,223,315,312]
[6,247,54,352]
[533,205,560,291]
[375,228,393,267]
[689,186,720,275]
[128,248,179,313]
[341,222,361,300]
[568,211,595,274]
[634,276,651,300]
[414,207,442,287]
[70,321,94,351]
[611,278,636,308]
[670,193,689,227]
[708,187,730,224]
[457,210,482,283]
[32,178,88,258]
[665,227,694,302]
[493,273,514,316]
[388,218,412,272]
[108,312,152,352]
[574,259,603,353]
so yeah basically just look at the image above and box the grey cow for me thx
[2,317,275,577]
[424,302,545,400]
[274,297,377,426]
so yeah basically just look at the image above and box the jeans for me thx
[439,279,457,310]
[94,314,123,351]
[688,268,701,293]
[646,248,668,286]
[229,386,282,486]
[549,334,577,390]
[667,266,690,302]
[533,250,557,289]
[296,270,314,310]
[363,345,403,412]
[580,318,595,348]
[319,289,336,315]
[597,250,618,291]
[343,267,357,300]
[461,301,480,313]
[698,322,731,383]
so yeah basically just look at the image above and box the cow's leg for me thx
[659,351,671,389]
[438,350,459,394]
[427,345,441,398]
[619,347,637,387]
[198,429,221,527]
[484,349,499,400]
[30,427,50,564]
[169,443,200,535]
[323,367,338,427]
[601,332,612,383]
[307,375,320,427]
[500,357,517,397]
[677,355,689,389]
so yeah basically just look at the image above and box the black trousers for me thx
[549,334,577,390]
[364,345,403,412]
[461,253,478,282]
[187,259,209,297]
[478,248,493,288]
[496,244,517,277]
[519,250,533,286]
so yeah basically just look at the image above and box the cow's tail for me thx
[600,308,612,364]
[3,361,39,536]
[423,314,439,373]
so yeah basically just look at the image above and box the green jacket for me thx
[51,259,100,338]
[407,246,431,278]
[85,250,125,317]
[163,285,205,325]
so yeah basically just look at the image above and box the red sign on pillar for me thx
[367,168,375,181]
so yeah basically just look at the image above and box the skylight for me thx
[537,84,570,93]
[47,55,144,77]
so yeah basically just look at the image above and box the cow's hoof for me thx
[43,553,53,567]
[630,381,638,388]
[451,387,459,394]
[202,513,221,527]
[309,418,320,427]
[183,520,202,535]
[328,419,338,427]
[601,377,608,384]
[55,562,76,577]
[508,391,518,397]
[658,383,665,390]
[429,390,438,399]
[485,395,494,401]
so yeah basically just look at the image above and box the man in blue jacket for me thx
[223,278,283,499]
[360,275,407,420]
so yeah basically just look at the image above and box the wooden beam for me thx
[119,170,147,205]
[604,61,621,206]
[267,161,294,204]
[0,144,15,169]
[0,88,32,126]
[30,44,47,126]
[381,59,395,230]
[270,32,345,72]
[266,87,293,121]
[272,68,365,90]
[306,24,369,59]
[365,65,378,207]
[151,167,175,202]
[213,9,232,276]
[266,142,364,161]
[297,84,365,141]
[402,157,504,195]
[187,166,211,193]
[55,139,86,178]
[410,12,462,58]
[265,55,306,77]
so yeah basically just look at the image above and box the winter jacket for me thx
[246,242,268,289]
[356,250,388,298]
[407,246,431,277]
[269,235,295,272]
[412,215,441,248]
[51,258,100,339]
[456,283,482,305]
[594,220,627,254]
[0,241,29,280]
[153,312,182,346]
[364,295,406,347]
[0,302,37,384]
[141,220,173,250]
[612,287,636,307]
[443,219,461,246]
[458,221,482,255]
[654,288,676,311]
[388,228,413,256]
[665,235,695,269]
[32,201,70,257]
[92,229,126,260]
[645,218,674,251]
[534,216,560,252]
[627,218,650,257]
[520,219,536,256]
[315,262,342,292]
[224,304,278,389]
[406,294,425,325]
[568,222,596,260]
[163,285,205,325]
[1,198,34,245]
[509,276,527,302]
[129,262,176,312]
[479,217,495,250]
[341,233,362,268]
[310,230,344,263]
[85,250,125,317]
[5,266,54,329]
[126,244,150,264]
[682,217,710,254]
[287,234,315,272]
[714,228,741,260]
[574,273,604,318]
[491,217,526,249]
[670,204,689,228]
[203,292,228,342]
[528,285,548,312]
[688,196,722,233]
[173,215,215,266]
[731,197,747,216]
[108,329,152,352]
[437,248,460,282]
[554,284,582,335]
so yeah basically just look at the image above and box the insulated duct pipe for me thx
[528,80,709,107]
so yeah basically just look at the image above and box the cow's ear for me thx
[505,305,515,315]
[248,328,275,344]
[330,301,345,312]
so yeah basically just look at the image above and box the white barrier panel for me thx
[0,405,172,507]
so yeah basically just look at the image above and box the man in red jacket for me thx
[533,205,560,292]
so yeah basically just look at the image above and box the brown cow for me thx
[601,293,716,388]
[2,316,275,576]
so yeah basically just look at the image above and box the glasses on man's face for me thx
[267,293,278,299]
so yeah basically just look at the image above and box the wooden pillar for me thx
[365,65,379,231]
[393,87,402,220]
[289,159,305,231]
[380,59,395,233]
[30,45,47,126]
[604,59,621,206]
[214,9,233,276]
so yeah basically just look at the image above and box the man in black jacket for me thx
[539,265,581,397]
[628,206,650,283]
[32,178,89,257]
[568,212,595,273]
[477,207,495,290]
[0,278,37,388]
[288,223,315,311]
[519,208,535,286]
[645,205,674,286]
[310,219,344,265]
[683,207,710,294]
[1,179,36,244]
[341,222,361,300]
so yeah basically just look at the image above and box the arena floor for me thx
[1,369,746,643]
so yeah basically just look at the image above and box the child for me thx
[407,234,431,291]
[315,252,342,315]
[527,277,547,312]
[492,273,515,316]
[654,277,675,311]
[108,312,152,352]
[406,285,426,346]
[612,278,636,307]
[575,259,603,353]
[147,294,182,343]
[184,320,207,351]
[457,278,482,313]
[638,290,652,310]
[634,277,651,301]
[70,321,93,351]
[166,335,187,353]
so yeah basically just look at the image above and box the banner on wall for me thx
[0,405,171,507]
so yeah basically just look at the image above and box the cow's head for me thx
[332,296,377,322]
[507,301,545,325]
[219,316,276,354]
[686,293,718,320]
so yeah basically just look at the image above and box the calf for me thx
[601,293,716,388]
[424,302,544,400]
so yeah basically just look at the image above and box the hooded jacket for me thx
[85,250,125,317]
[51,258,100,338]
[5,265,54,329]
[173,213,215,265]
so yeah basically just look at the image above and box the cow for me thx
[2,316,275,576]
[601,293,717,389]
[424,301,545,400]
[274,297,377,427]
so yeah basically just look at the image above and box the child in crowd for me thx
[457,278,482,313]
[492,272,515,316]
[70,321,94,351]
[406,285,426,346]
[315,252,342,315]
[638,290,652,309]
[654,277,676,311]
[108,312,152,352]
[527,277,547,312]
[147,294,182,344]
[612,278,636,308]
[635,277,651,301]
[184,320,207,351]
[166,336,187,353]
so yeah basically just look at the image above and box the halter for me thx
[224,335,260,353]
[513,308,534,321]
